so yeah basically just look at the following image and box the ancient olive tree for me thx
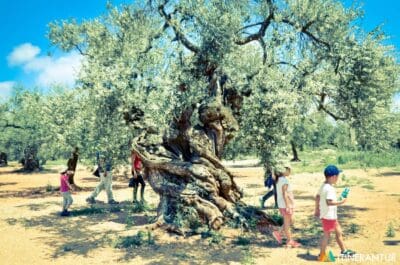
[0,89,47,171]
[49,0,399,232]
[0,86,84,171]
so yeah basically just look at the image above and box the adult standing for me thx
[86,152,118,204]
[131,150,146,203]
[67,147,79,187]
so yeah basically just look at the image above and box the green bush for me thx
[386,223,396,238]
[348,223,360,234]
[113,230,155,248]
[45,183,55,192]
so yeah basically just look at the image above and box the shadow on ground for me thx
[5,201,157,259]
[297,253,318,261]
[0,182,17,187]
[383,240,400,246]
[4,200,278,264]
[377,172,400,177]
[0,183,131,199]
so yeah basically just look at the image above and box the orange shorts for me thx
[321,218,338,232]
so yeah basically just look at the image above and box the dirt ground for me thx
[0,162,399,265]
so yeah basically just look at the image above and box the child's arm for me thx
[66,178,74,192]
[326,198,346,206]
[314,194,320,217]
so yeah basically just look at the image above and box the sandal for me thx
[272,230,282,244]
[286,240,301,248]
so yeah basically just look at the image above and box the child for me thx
[272,164,301,247]
[315,165,355,262]
[131,150,146,203]
[60,170,74,216]
[259,171,278,209]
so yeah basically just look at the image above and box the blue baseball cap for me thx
[324,165,342,177]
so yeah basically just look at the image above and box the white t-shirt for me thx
[276,176,294,208]
[318,183,337,220]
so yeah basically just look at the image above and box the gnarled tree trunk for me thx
[21,146,40,172]
[131,75,278,235]
[0,152,7,167]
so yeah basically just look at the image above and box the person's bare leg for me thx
[320,231,330,255]
[283,214,292,242]
[335,222,346,252]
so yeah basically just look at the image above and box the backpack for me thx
[264,174,274,188]
[92,167,100,177]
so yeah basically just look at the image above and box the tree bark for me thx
[67,147,79,185]
[0,152,7,167]
[21,146,40,172]
[132,75,278,235]
[290,140,301,162]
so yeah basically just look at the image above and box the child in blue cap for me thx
[315,165,355,262]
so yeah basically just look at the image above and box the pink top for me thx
[60,173,70,192]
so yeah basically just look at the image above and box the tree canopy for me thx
[45,0,399,165]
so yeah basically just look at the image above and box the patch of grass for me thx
[386,223,396,238]
[5,218,18,225]
[297,217,322,247]
[62,245,74,252]
[70,205,121,216]
[172,252,195,260]
[234,235,251,246]
[70,206,107,216]
[292,149,400,174]
[125,215,135,228]
[45,182,55,192]
[347,223,361,234]
[361,184,375,190]
[45,159,66,166]
[241,248,255,265]
[130,202,151,213]
[337,175,372,189]
[201,230,224,245]
[336,151,400,168]
[113,230,155,248]
[21,218,34,227]
[267,209,283,226]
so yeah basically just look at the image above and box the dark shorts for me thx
[131,174,145,187]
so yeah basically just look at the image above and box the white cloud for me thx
[25,52,82,87]
[7,43,41,66]
[0,81,16,100]
[6,43,83,88]
[393,93,400,112]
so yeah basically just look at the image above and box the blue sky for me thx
[0,0,399,106]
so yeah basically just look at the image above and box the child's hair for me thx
[274,166,290,183]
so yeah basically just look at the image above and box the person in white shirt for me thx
[272,164,301,248]
[314,165,355,262]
